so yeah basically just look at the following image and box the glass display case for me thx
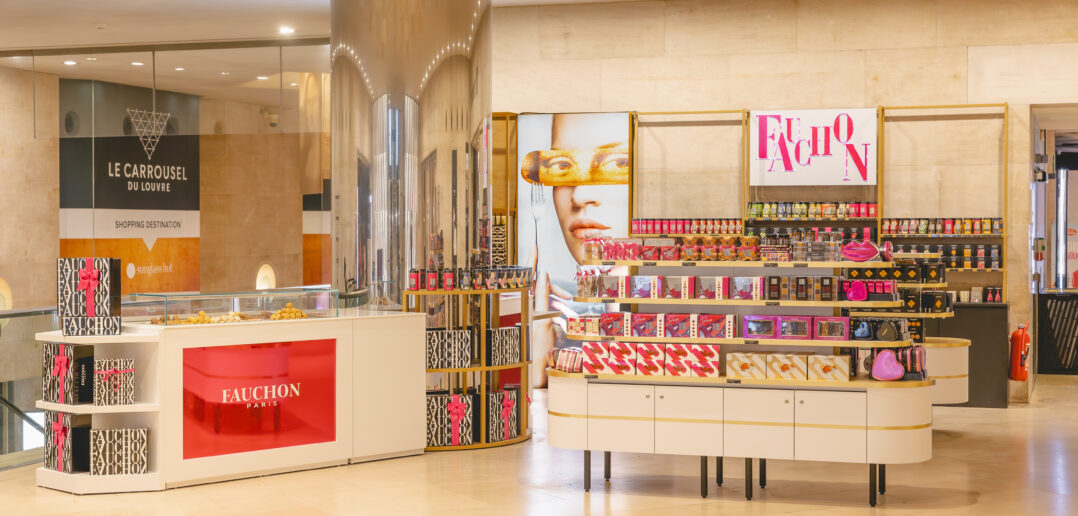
[124,288,339,325]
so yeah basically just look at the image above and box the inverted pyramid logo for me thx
[127,108,171,161]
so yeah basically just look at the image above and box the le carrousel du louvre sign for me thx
[749,108,877,187]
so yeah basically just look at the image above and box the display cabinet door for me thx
[587,383,654,454]
[547,376,588,450]
[794,390,866,463]
[654,386,723,456]
[723,388,793,460]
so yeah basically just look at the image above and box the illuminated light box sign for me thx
[182,339,336,459]
[749,108,878,186]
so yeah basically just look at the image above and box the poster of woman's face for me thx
[517,112,630,386]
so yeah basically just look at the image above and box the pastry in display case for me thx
[124,288,337,325]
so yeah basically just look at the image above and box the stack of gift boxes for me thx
[579,273,898,303]
[44,257,148,476]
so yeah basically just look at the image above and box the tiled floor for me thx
[3,376,1076,515]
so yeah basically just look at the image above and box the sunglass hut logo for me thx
[221,383,301,408]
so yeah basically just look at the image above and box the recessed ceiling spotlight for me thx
[256,75,269,80]
[85,57,97,61]
[131,61,144,66]
[290,82,298,87]
[174,67,185,71]
[220,71,230,76]
[279,26,295,35]
[63,60,77,66]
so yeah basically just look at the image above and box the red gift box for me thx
[599,312,630,337]
[688,344,721,362]
[665,343,693,362]
[636,343,665,362]
[608,342,637,362]
[635,358,664,376]
[582,341,608,362]
[660,245,680,261]
[603,358,635,375]
[689,361,721,378]
[663,358,691,377]
[582,355,607,375]
[698,314,735,339]
[631,313,661,337]
[663,313,697,338]
[660,276,695,299]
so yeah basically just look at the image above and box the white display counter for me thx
[35,308,425,494]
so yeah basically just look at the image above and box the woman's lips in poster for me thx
[569,219,611,239]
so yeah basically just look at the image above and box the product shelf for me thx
[403,287,529,296]
[882,233,1003,238]
[35,400,160,414]
[946,268,1003,273]
[546,368,933,389]
[581,259,894,269]
[847,311,954,319]
[892,252,941,259]
[629,233,742,239]
[746,217,878,223]
[895,282,948,289]
[574,297,902,308]
[565,333,911,348]
[426,361,531,374]
[36,468,163,494]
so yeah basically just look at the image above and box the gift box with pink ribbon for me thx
[57,257,122,336]
[44,411,91,473]
[41,342,94,404]
[93,358,135,406]
[486,388,519,443]
[425,392,477,447]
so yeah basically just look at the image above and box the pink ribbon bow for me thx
[94,368,134,392]
[51,421,67,471]
[447,395,468,446]
[77,258,100,317]
[51,344,69,404]
[500,395,516,440]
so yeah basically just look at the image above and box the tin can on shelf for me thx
[426,269,440,291]
[443,268,456,290]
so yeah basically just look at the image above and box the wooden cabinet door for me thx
[794,390,866,463]
[587,384,654,453]
[723,388,793,459]
[654,386,723,456]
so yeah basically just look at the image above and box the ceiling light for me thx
[85,57,97,61]
[279,26,295,35]
[131,61,144,66]
[63,60,77,66]
[174,67,185,71]
[256,76,269,80]
[290,82,297,87]
[220,71,230,76]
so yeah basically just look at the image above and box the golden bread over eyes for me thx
[521,142,630,185]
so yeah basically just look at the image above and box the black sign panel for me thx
[92,135,199,211]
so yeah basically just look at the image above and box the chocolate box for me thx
[635,357,664,376]
[694,277,718,299]
[766,276,782,300]
[729,277,762,300]
[487,389,520,443]
[44,411,91,473]
[42,343,94,405]
[689,361,721,378]
[57,258,121,318]
[742,315,778,339]
[62,315,122,337]
[89,427,149,475]
[603,358,636,375]
[687,344,721,362]
[698,314,735,339]
[777,316,813,340]
[726,352,767,379]
[900,263,921,282]
[598,275,627,298]
[629,276,657,298]
[92,358,135,406]
[663,358,691,377]
[664,343,693,363]
[582,341,608,361]
[599,312,631,337]
[660,276,695,299]
[922,291,950,313]
[813,317,850,341]
[582,355,607,375]
[608,342,637,362]
[819,277,835,301]
[426,393,477,447]
[631,313,661,337]
[663,313,697,338]
[808,355,851,381]
[767,353,809,380]
[584,316,600,336]
[636,343,666,362]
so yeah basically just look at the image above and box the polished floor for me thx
[3,376,1077,515]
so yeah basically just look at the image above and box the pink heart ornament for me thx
[872,350,905,381]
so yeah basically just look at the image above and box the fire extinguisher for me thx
[1009,322,1031,381]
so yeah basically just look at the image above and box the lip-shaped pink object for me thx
[841,240,880,262]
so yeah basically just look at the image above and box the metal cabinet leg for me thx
[759,458,766,488]
[716,456,723,486]
[869,463,877,507]
[879,464,886,494]
[700,456,708,498]
[584,450,591,492]
[745,458,753,500]
[604,451,611,481]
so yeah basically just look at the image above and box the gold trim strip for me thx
[549,410,930,431]
[922,337,971,348]
[547,410,586,419]
[655,417,723,424]
[723,420,793,428]
[927,374,969,380]
[587,414,654,422]
[795,422,866,430]
[867,423,931,431]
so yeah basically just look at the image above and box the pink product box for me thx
[629,276,657,298]
[582,355,607,375]
[636,343,666,362]
[694,277,718,299]
[663,358,691,377]
[665,343,693,363]
[556,348,584,373]
[598,275,626,298]
[663,313,697,338]
[635,357,664,376]
[599,312,630,337]
[608,342,637,362]
[660,276,695,299]
[813,316,850,341]
[567,317,582,335]
[742,315,779,339]
[689,361,721,378]
[729,277,762,300]
[687,344,721,362]
[631,313,661,338]
[777,315,814,340]
[583,316,600,336]
[697,314,735,339]
[582,341,608,361]
[603,358,635,375]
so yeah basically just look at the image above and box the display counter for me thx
[35,290,425,494]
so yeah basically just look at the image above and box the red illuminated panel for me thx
[182,339,336,459]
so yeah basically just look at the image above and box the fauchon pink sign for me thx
[749,108,878,186]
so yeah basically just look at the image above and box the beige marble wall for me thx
[493,0,1069,398]
[0,68,59,310]
[199,99,303,292]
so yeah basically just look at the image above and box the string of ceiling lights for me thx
[330,42,374,98]
[418,0,485,96]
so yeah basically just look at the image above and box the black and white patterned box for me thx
[62,316,122,337]
[42,342,94,404]
[425,393,475,447]
[90,428,149,475]
[425,329,472,369]
[44,411,91,473]
[93,358,135,406]
[486,326,521,366]
[487,388,520,443]
[57,258,121,318]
